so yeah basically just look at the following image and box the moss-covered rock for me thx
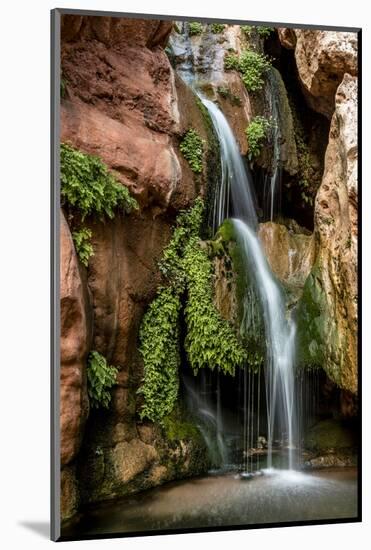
[304,419,356,452]
[209,220,265,370]
[296,263,328,369]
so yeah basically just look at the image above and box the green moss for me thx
[296,264,327,369]
[215,219,235,242]
[179,129,205,174]
[224,49,271,92]
[60,143,138,221]
[189,22,203,36]
[305,419,356,451]
[162,408,201,442]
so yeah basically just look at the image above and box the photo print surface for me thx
[52,9,361,541]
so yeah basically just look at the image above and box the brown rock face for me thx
[310,74,358,392]
[113,440,158,484]
[258,222,315,294]
[277,28,297,50]
[294,30,357,118]
[60,211,91,466]
[60,15,211,517]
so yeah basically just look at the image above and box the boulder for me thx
[258,222,315,294]
[294,30,357,118]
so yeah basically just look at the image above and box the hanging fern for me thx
[138,287,181,423]
[138,198,246,423]
[87,351,118,409]
[60,143,138,220]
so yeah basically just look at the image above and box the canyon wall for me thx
[59,20,359,521]
[60,15,215,521]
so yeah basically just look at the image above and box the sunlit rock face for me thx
[297,74,358,393]
[279,29,358,118]
[169,23,252,154]
[258,222,315,301]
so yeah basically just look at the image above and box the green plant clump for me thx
[224,52,240,71]
[60,143,138,220]
[183,236,246,375]
[245,116,272,159]
[211,23,225,34]
[224,49,271,92]
[87,351,118,409]
[179,129,205,174]
[241,25,274,38]
[239,50,271,91]
[189,22,203,36]
[72,227,94,267]
[139,199,246,423]
[138,287,181,423]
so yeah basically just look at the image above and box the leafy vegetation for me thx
[72,227,94,267]
[87,351,118,409]
[224,49,271,92]
[138,287,181,423]
[211,23,225,34]
[245,116,272,159]
[183,235,246,375]
[189,22,203,36]
[217,86,241,106]
[241,25,274,38]
[224,52,240,71]
[60,143,138,220]
[238,50,271,91]
[179,129,205,174]
[139,199,246,423]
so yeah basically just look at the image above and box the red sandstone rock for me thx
[60,211,91,466]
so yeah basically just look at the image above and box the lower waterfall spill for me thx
[199,93,297,472]
[171,22,298,472]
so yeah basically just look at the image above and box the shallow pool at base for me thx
[63,468,358,537]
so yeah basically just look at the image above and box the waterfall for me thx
[200,95,297,471]
[263,68,283,222]
[172,25,298,472]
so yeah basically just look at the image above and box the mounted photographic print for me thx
[51,8,361,541]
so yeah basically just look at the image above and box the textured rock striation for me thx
[297,74,358,392]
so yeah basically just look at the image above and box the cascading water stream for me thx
[201,97,297,471]
[172,24,297,472]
